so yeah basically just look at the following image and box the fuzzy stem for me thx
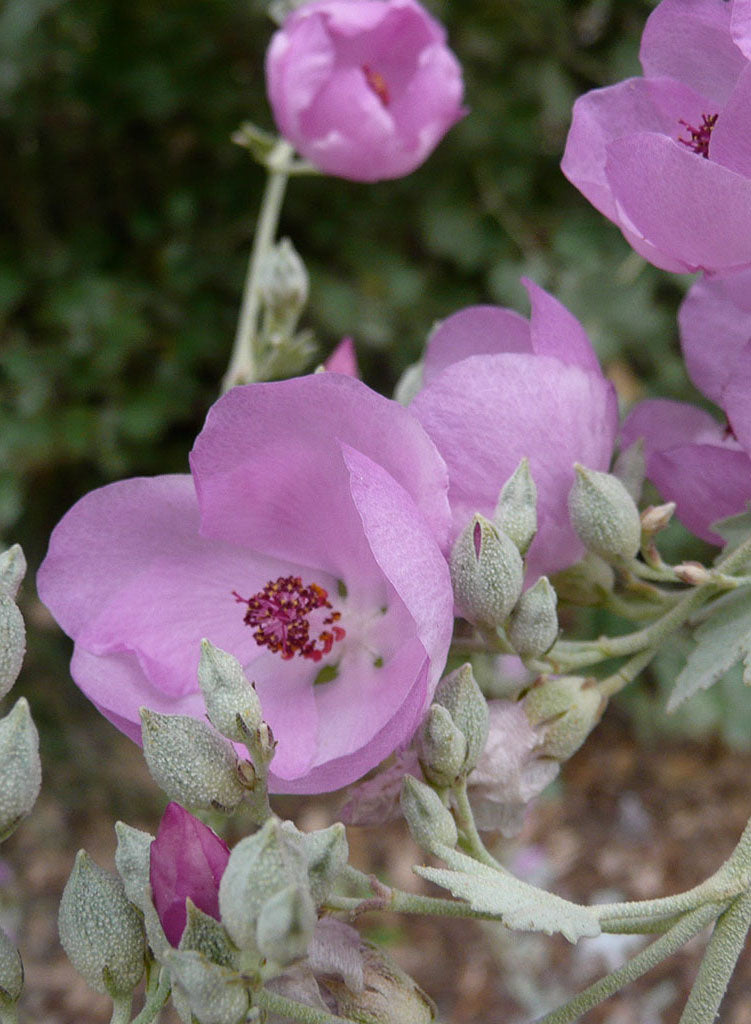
[223,140,294,391]
[678,889,751,1024]
[108,996,133,1024]
[533,903,720,1024]
[130,970,171,1024]
[452,780,509,872]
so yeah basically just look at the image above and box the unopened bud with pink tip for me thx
[450,515,524,628]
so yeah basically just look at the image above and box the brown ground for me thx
[3,710,751,1024]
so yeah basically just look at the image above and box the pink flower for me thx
[562,0,751,273]
[325,337,359,377]
[37,375,454,793]
[409,279,619,580]
[265,0,465,182]
[149,802,230,946]
[622,271,751,544]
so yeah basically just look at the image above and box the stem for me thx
[534,903,720,1024]
[255,988,360,1024]
[109,996,133,1024]
[598,647,657,698]
[452,780,508,872]
[130,970,171,1024]
[222,139,294,391]
[679,889,751,1024]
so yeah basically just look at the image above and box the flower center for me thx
[677,113,718,159]
[362,65,390,106]
[233,576,346,662]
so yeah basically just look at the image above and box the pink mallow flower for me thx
[622,270,751,545]
[265,0,465,182]
[562,0,751,273]
[150,802,230,947]
[37,374,454,793]
[409,279,619,580]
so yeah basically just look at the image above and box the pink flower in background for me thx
[37,374,454,793]
[150,802,230,946]
[409,279,619,580]
[622,271,751,545]
[265,0,465,182]
[562,0,751,273]
[325,336,359,377]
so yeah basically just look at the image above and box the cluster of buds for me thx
[0,545,41,1014]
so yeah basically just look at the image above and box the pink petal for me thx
[423,306,531,386]
[411,353,618,578]
[722,339,751,455]
[253,653,320,781]
[266,15,336,141]
[732,0,751,59]
[190,375,451,577]
[562,77,711,226]
[389,43,465,153]
[621,398,730,455]
[606,133,751,272]
[679,271,751,404]
[640,0,745,106]
[524,278,601,374]
[325,337,359,377]
[710,64,751,177]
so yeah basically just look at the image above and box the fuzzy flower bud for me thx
[326,942,437,1024]
[494,458,538,556]
[568,465,642,562]
[550,552,615,607]
[58,851,146,998]
[400,775,458,855]
[198,640,263,744]
[451,515,524,628]
[280,821,349,905]
[266,0,465,182]
[255,884,317,967]
[418,704,467,788]
[260,238,308,321]
[0,698,41,842]
[523,675,605,763]
[218,817,309,952]
[166,949,250,1024]
[508,576,559,659]
[140,709,246,814]
[0,545,26,600]
[641,502,676,536]
[433,663,489,773]
[0,927,22,1008]
[0,595,25,702]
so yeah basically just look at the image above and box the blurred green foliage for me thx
[2,0,727,745]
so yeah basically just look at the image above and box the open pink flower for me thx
[150,802,230,947]
[562,0,751,273]
[622,272,751,544]
[37,375,454,793]
[409,279,619,580]
[265,0,465,182]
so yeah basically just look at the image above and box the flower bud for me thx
[281,821,349,905]
[450,515,524,628]
[508,576,558,659]
[0,595,25,701]
[433,664,489,773]
[140,709,246,813]
[0,697,41,842]
[400,776,457,855]
[523,676,605,763]
[0,545,26,600]
[260,238,308,321]
[494,458,538,556]
[198,641,263,745]
[58,851,146,998]
[218,818,309,952]
[641,502,676,535]
[150,803,231,947]
[327,942,437,1024]
[114,821,170,960]
[0,926,22,1007]
[674,561,711,586]
[418,705,467,788]
[180,901,237,969]
[550,551,615,607]
[568,465,642,562]
[166,949,250,1024]
[256,884,316,967]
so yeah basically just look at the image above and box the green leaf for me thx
[414,846,600,943]
[668,589,751,712]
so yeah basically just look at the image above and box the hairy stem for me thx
[109,996,133,1024]
[534,903,720,1024]
[452,781,509,872]
[130,970,171,1024]
[223,139,294,391]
